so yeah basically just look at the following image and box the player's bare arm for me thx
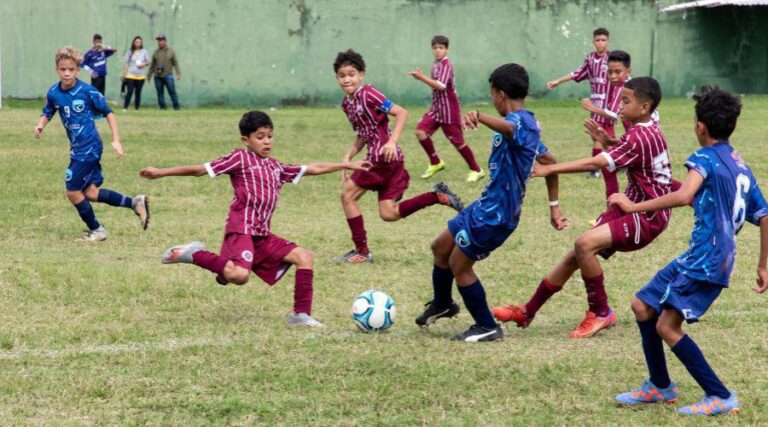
[105,112,123,157]
[532,153,608,177]
[608,169,703,213]
[380,104,407,163]
[306,160,372,176]
[537,152,570,230]
[581,99,615,122]
[584,119,619,146]
[546,74,572,89]
[467,111,515,138]
[34,116,50,139]
[756,216,768,293]
[139,164,207,179]
[408,68,445,91]
[341,136,364,182]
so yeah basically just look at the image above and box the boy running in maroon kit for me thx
[548,28,616,190]
[139,110,371,327]
[334,49,464,264]
[493,77,673,338]
[408,35,484,182]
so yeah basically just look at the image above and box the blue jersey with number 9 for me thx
[674,142,768,286]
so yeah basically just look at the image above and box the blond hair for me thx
[55,46,83,66]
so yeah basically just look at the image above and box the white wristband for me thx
[548,200,559,207]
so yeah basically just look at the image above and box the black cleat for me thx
[415,300,461,326]
[433,181,465,212]
[451,324,504,342]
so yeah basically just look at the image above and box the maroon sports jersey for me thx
[204,149,306,236]
[602,79,626,128]
[342,84,404,164]
[600,120,672,224]
[429,57,461,124]
[571,51,610,122]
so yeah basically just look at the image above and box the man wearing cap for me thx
[147,34,181,110]
[81,34,118,95]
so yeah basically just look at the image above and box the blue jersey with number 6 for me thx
[41,79,112,161]
[674,142,768,286]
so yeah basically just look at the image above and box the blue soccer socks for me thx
[98,188,132,208]
[637,318,671,389]
[74,199,100,231]
[671,335,730,400]
[458,280,496,330]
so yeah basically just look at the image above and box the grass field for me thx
[2,95,768,425]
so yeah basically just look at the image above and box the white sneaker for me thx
[161,241,207,264]
[79,226,108,242]
[286,312,325,328]
[132,195,150,230]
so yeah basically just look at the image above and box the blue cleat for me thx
[678,392,740,416]
[615,380,679,405]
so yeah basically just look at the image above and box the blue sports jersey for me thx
[42,79,112,161]
[81,48,115,77]
[464,110,543,230]
[674,142,768,286]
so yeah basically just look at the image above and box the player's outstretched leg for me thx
[433,182,464,211]
[416,230,460,326]
[394,182,464,221]
[162,241,207,264]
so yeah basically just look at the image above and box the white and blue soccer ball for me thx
[351,290,396,333]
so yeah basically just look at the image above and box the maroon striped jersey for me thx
[600,120,672,224]
[341,84,404,164]
[429,57,461,124]
[204,149,306,236]
[571,51,610,123]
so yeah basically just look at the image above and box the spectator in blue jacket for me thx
[81,34,117,95]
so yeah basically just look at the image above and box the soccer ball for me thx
[351,290,396,333]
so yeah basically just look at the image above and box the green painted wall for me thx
[2,0,766,106]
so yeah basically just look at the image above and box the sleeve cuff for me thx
[599,152,616,172]
[435,81,447,89]
[204,162,216,178]
[291,165,308,185]
[754,208,768,222]
[685,161,708,179]
[604,109,618,119]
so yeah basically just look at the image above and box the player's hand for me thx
[584,119,610,145]
[754,267,768,293]
[34,125,44,139]
[530,162,550,178]
[379,142,397,163]
[175,74,181,81]
[546,80,559,90]
[139,167,162,179]
[112,140,124,158]
[580,98,595,112]
[608,193,634,212]
[549,206,571,230]
[348,160,372,171]
[408,68,425,80]
[463,110,480,131]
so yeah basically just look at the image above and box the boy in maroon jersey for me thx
[493,77,673,339]
[548,27,615,187]
[334,49,464,264]
[408,35,484,182]
[139,110,371,328]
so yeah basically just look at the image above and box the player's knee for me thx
[573,235,595,256]
[379,210,399,222]
[655,321,672,339]
[294,248,313,269]
[226,266,250,285]
[66,191,83,204]
[415,129,427,140]
[631,297,654,320]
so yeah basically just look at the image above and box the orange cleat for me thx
[570,309,617,338]
[491,304,532,328]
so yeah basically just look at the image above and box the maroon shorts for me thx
[594,206,667,259]
[219,232,297,285]
[350,160,410,201]
[416,112,464,146]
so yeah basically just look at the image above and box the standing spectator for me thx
[147,34,181,110]
[123,36,150,111]
[81,34,117,95]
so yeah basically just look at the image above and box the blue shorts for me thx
[65,159,104,191]
[636,262,723,324]
[447,208,514,261]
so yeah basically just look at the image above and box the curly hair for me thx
[333,49,365,73]
[55,46,83,66]
[694,86,742,139]
[488,63,529,100]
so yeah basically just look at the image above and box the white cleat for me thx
[286,312,325,328]
[132,195,150,230]
[78,226,108,242]
[161,241,207,264]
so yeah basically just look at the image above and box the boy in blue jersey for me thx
[415,63,569,342]
[609,87,768,415]
[34,46,149,242]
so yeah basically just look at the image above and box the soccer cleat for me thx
[161,241,207,264]
[78,226,108,242]
[286,312,326,328]
[491,304,533,328]
[570,309,617,338]
[451,324,504,342]
[678,393,740,416]
[586,170,601,179]
[132,195,150,230]
[466,169,486,183]
[433,181,464,212]
[334,250,374,264]
[421,161,446,179]
[587,219,597,227]
[615,380,679,405]
[415,301,461,326]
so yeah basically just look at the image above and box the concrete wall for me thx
[1,0,766,106]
